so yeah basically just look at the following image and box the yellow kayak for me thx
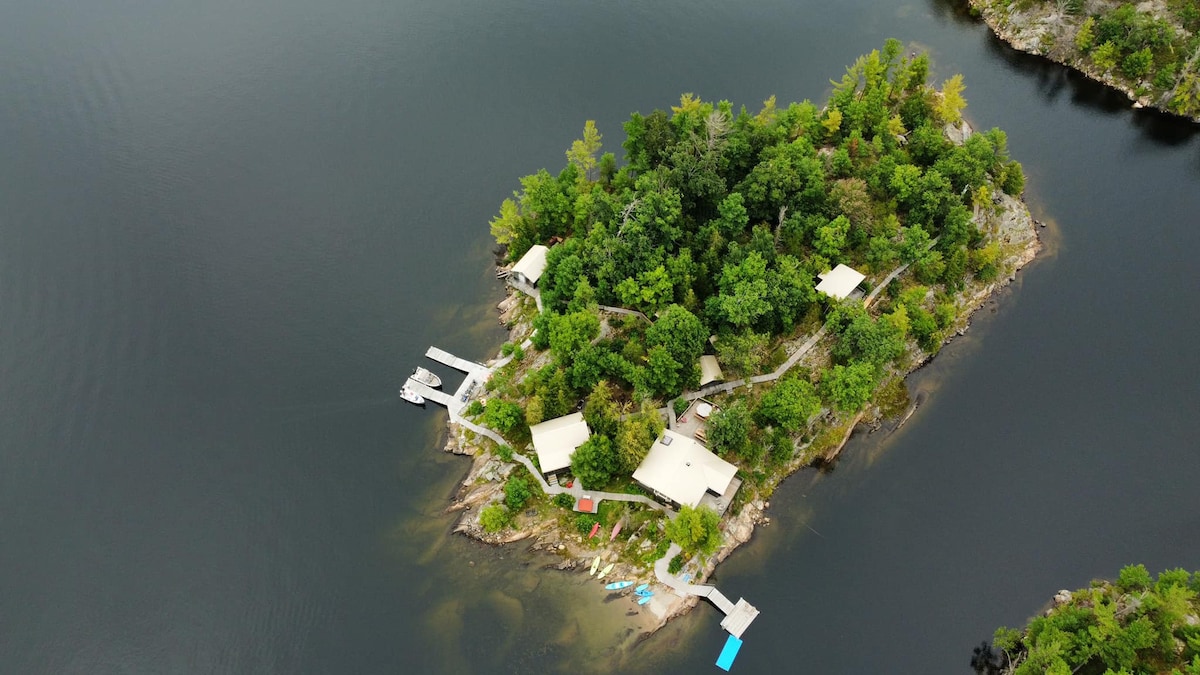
[597,562,615,579]
[589,555,601,576]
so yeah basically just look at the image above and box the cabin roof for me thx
[511,245,550,284]
[633,430,738,508]
[698,355,724,386]
[529,411,590,474]
[815,264,866,300]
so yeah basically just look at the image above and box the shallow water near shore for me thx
[2,0,1199,673]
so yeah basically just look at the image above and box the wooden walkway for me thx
[677,239,941,402]
[654,543,759,639]
[409,346,671,513]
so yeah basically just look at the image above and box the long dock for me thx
[425,346,489,379]
[403,346,491,414]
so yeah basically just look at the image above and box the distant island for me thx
[972,565,1200,674]
[964,0,1200,121]
[427,40,1042,650]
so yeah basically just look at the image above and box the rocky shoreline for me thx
[429,122,1044,641]
[965,0,1200,123]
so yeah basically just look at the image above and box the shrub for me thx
[495,444,514,462]
[480,504,510,532]
[1121,48,1153,80]
[503,475,533,511]
[465,400,485,417]
[673,397,690,417]
[1075,17,1096,53]
[668,554,685,575]
[1117,564,1153,592]
[553,493,574,509]
[483,399,526,435]
[1092,41,1119,72]
[1153,62,1178,90]
[574,513,599,535]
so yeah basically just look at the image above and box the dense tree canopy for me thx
[976,565,1200,675]
[482,41,1029,485]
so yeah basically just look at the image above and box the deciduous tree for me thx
[665,505,723,556]
[570,435,619,489]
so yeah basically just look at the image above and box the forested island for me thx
[964,0,1200,120]
[973,565,1200,674]
[438,41,1042,638]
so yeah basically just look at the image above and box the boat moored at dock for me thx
[410,366,442,388]
[399,385,425,405]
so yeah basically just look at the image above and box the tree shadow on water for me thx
[980,23,1199,148]
[926,0,983,27]
[923,0,1199,150]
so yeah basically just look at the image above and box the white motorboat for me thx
[399,385,425,405]
[411,366,442,389]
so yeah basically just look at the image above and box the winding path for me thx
[678,240,938,401]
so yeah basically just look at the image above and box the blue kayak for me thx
[634,583,649,593]
[635,589,653,597]
[637,595,652,605]
[604,580,633,591]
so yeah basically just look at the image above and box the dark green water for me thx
[1,1,1198,673]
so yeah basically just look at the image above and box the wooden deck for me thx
[720,598,760,639]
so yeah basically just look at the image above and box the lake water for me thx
[1,1,1198,673]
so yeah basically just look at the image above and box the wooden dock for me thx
[655,543,759,639]
[404,378,454,408]
[401,346,490,413]
[720,598,760,639]
[425,346,489,379]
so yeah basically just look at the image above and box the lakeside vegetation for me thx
[469,40,1035,561]
[967,0,1200,118]
[973,565,1200,674]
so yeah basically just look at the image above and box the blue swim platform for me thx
[715,634,743,671]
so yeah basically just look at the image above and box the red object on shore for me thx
[588,522,601,538]
[566,481,573,488]
[609,521,622,541]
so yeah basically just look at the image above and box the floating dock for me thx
[425,346,488,379]
[401,347,490,413]
[715,635,743,672]
[404,378,454,408]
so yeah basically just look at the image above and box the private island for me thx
[404,41,1042,669]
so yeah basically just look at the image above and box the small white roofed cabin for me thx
[815,264,866,301]
[529,411,590,477]
[698,355,724,387]
[509,244,549,288]
[633,430,740,514]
